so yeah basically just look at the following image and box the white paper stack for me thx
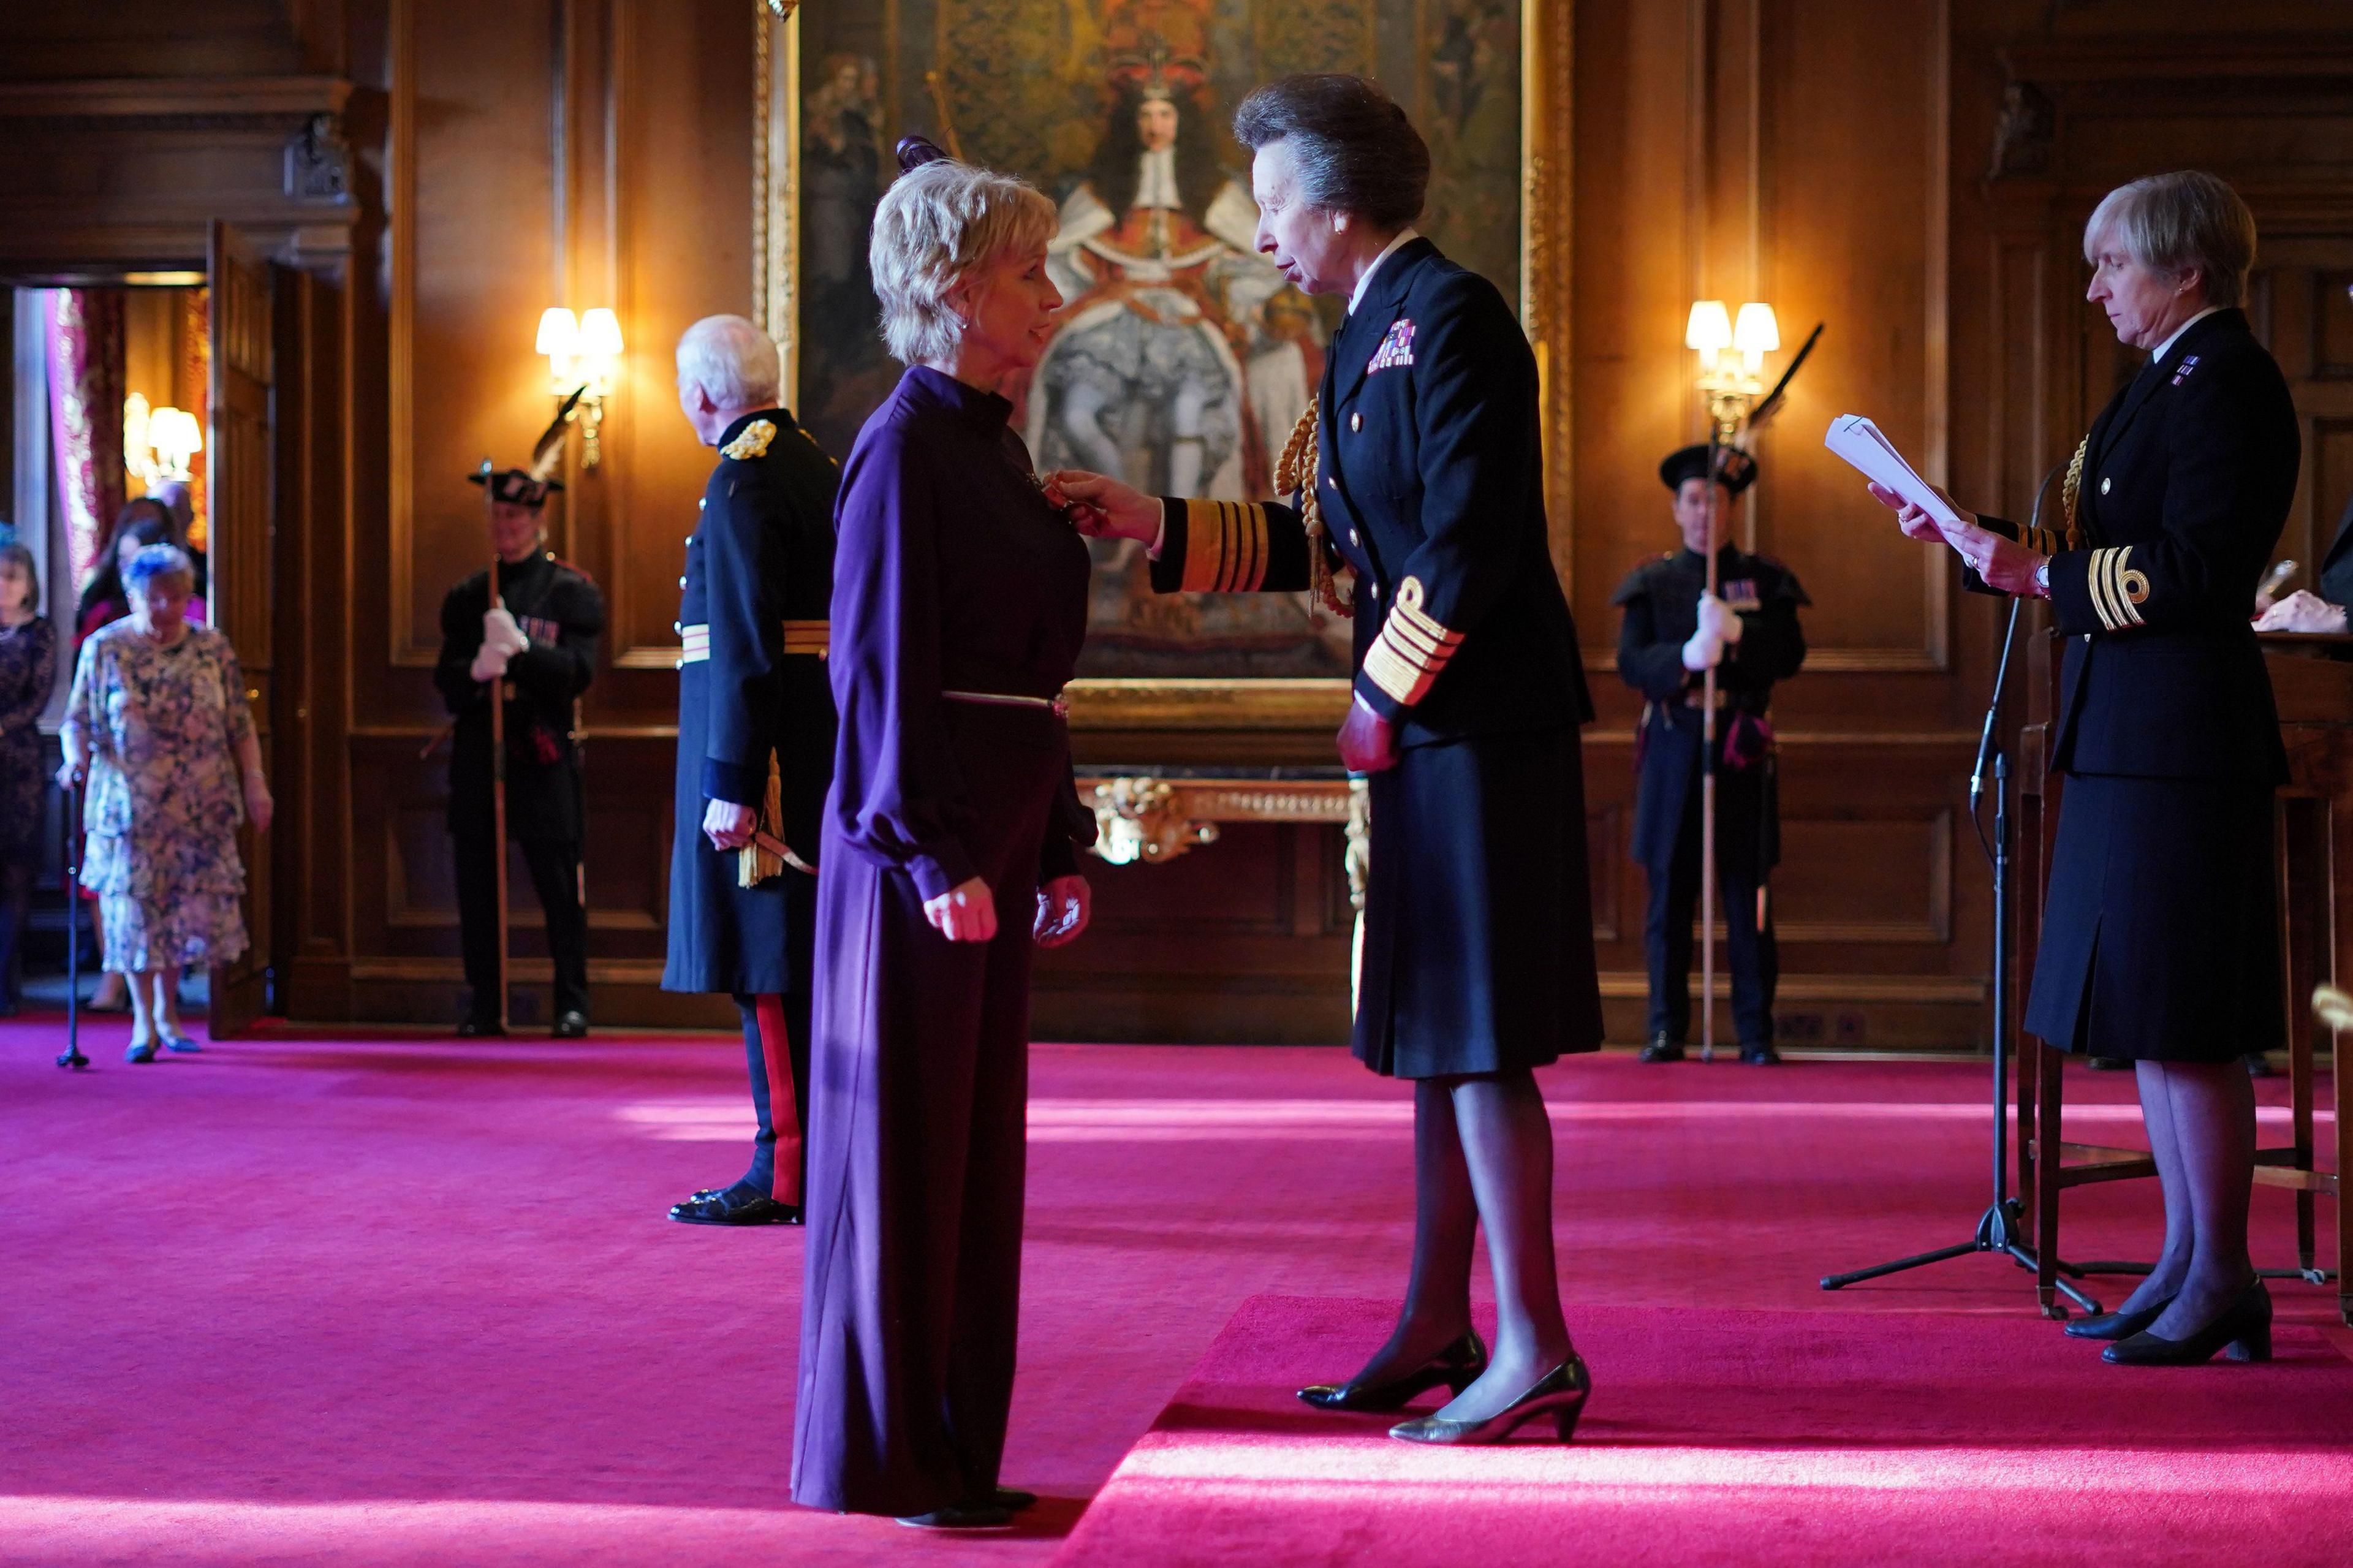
[1824,415,1961,529]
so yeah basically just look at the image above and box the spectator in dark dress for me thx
[0,543,56,1014]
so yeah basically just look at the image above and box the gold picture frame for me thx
[754,1,1571,733]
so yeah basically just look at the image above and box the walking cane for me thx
[58,775,88,1070]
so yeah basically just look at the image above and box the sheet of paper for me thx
[1824,414,1963,529]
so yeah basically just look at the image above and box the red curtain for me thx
[44,288,127,596]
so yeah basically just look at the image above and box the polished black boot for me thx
[1637,1034,1686,1064]
[1389,1355,1593,1445]
[1298,1329,1488,1412]
[2064,1291,2176,1341]
[2104,1279,2272,1366]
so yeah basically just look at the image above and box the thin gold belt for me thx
[942,688,1070,719]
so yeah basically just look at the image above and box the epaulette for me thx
[721,419,777,461]
[545,552,597,588]
[1609,551,1678,607]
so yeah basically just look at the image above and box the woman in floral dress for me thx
[59,545,272,1061]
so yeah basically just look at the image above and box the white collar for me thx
[1348,228,1420,315]
[2152,305,2222,367]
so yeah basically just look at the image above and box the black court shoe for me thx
[896,1500,1014,1531]
[1637,1035,1686,1064]
[2064,1291,2176,1341]
[1740,1043,1783,1066]
[455,1014,506,1038]
[1298,1329,1488,1412]
[1389,1355,1592,1445]
[2104,1279,2271,1366]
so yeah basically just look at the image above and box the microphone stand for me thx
[1822,462,2101,1314]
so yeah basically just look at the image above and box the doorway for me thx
[4,224,278,1039]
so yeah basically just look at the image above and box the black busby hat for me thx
[467,386,584,509]
[468,464,561,509]
[1659,442,1759,496]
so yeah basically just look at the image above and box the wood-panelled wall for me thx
[7,0,2353,1044]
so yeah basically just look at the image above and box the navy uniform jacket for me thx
[1613,546,1807,871]
[435,550,604,841]
[1972,307,2296,784]
[1150,237,1591,741]
[664,407,840,996]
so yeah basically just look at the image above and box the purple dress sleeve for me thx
[828,424,977,902]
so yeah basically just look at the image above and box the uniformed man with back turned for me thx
[434,464,606,1038]
[662,314,838,1227]
[1614,444,1807,1065]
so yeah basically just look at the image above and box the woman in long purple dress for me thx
[790,151,1097,1529]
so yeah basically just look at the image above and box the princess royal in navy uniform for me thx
[791,150,1096,1530]
[1873,171,2298,1366]
[661,314,839,1227]
[1055,74,1603,1446]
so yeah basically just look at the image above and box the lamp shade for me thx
[148,406,203,460]
[536,306,581,357]
[1733,302,1781,355]
[1684,300,1732,355]
[579,308,624,357]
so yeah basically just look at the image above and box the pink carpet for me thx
[1053,1295,2353,1567]
[1,1011,2342,1566]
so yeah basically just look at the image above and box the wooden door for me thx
[206,219,275,1037]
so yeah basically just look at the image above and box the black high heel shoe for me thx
[1298,1330,1488,1412]
[2104,1279,2272,1366]
[2064,1291,2177,1341]
[1388,1355,1592,1445]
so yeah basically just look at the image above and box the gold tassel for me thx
[1274,401,1352,619]
[737,751,786,888]
[2061,434,2088,551]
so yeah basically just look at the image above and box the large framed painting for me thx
[755,0,1567,730]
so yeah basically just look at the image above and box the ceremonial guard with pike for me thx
[1614,444,1808,1066]
[662,315,841,1228]
[434,417,606,1040]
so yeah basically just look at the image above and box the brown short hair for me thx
[1232,75,1429,228]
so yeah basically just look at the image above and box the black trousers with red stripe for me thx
[737,985,811,1204]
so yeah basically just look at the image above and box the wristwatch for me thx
[2032,557,2052,599]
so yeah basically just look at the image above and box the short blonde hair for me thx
[2084,171,2257,309]
[675,315,781,407]
[869,159,1056,366]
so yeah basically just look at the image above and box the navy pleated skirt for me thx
[1355,725,1605,1078]
[2023,773,2282,1062]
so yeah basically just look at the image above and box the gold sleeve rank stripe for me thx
[1362,576,1465,706]
[1176,498,1272,593]
[2086,545,2148,631]
[2022,525,2060,556]
[781,619,830,657]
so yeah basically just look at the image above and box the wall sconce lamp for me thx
[536,306,623,468]
[124,392,205,487]
[1685,298,1779,439]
